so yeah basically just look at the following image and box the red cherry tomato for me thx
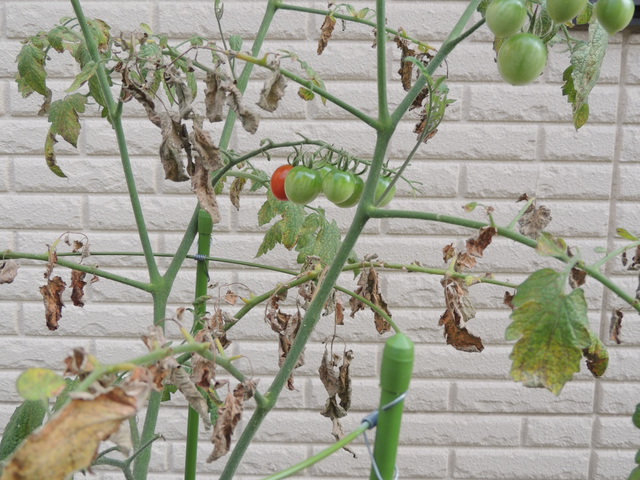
[271,164,293,201]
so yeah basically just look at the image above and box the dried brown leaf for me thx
[159,113,190,182]
[504,291,515,310]
[455,252,477,271]
[439,276,483,352]
[44,246,58,279]
[569,267,587,289]
[122,68,162,127]
[266,296,304,390]
[171,366,212,428]
[164,65,194,119]
[335,293,345,326]
[466,226,497,258]
[518,203,552,239]
[257,60,287,112]
[204,71,226,123]
[223,83,259,134]
[191,118,223,171]
[191,330,216,389]
[0,260,19,284]
[349,267,392,334]
[70,269,87,307]
[516,193,530,203]
[191,155,222,224]
[442,244,456,263]
[208,383,245,462]
[0,383,146,480]
[63,347,96,377]
[225,290,239,306]
[40,276,66,330]
[230,176,247,210]
[609,308,623,344]
[317,15,337,55]
[394,35,415,91]
[438,308,484,352]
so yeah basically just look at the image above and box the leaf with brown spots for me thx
[208,383,245,462]
[518,202,552,239]
[317,15,337,55]
[40,276,66,330]
[349,266,392,334]
[583,333,609,377]
[466,226,497,258]
[0,260,19,284]
[70,270,86,307]
[230,176,247,210]
[0,374,150,480]
[609,308,623,344]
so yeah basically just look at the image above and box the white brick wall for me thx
[1,1,640,479]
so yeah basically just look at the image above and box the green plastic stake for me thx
[185,208,213,480]
[370,332,414,480]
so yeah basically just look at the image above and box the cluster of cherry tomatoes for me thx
[270,164,395,207]
[486,0,635,86]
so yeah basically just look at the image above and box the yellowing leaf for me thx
[506,269,592,394]
[16,43,48,97]
[48,93,87,148]
[16,368,66,401]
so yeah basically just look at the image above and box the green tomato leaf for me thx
[48,93,87,147]
[256,190,306,256]
[633,403,640,430]
[630,466,640,479]
[47,25,81,54]
[16,42,48,97]
[66,60,97,92]
[296,217,341,265]
[17,368,67,401]
[506,268,592,395]
[229,34,243,51]
[0,400,47,462]
[562,21,608,130]
[617,227,639,241]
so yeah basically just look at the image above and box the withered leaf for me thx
[334,292,345,326]
[349,267,392,334]
[191,118,223,171]
[438,308,484,352]
[171,366,212,428]
[504,291,515,310]
[223,83,259,134]
[317,15,337,55]
[413,116,438,143]
[40,276,66,330]
[208,383,245,462]
[518,202,552,239]
[569,267,587,289]
[230,176,247,210]
[70,269,87,307]
[63,347,96,377]
[0,260,19,284]
[257,60,287,112]
[609,308,623,344]
[466,226,497,258]
[0,384,145,480]
[439,276,483,352]
[159,113,190,182]
[44,246,58,279]
[225,290,239,306]
[329,417,356,458]
[394,35,415,91]
[204,71,226,123]
[442,244,456,263]
[122,68,162,127]
[318,348,341,398]
[164,65,194,119]
[210,308,231,349]
[455,252,477,272]
[191,330,216,389]
[266,295,303,390]
[191,155,222,224]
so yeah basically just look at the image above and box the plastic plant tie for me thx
[192,254,210,281]
[360,390,407,480]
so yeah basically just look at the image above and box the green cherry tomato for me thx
[284,166,323,204]
[547,0,588,23]
[335,175,365,208]
[375,176,396,207]
[322,170,357,204]
[485,0,528,37]
[497,33,547,86]
[595,0,635,34]
[270,164,293,201]
[319,165,335,178]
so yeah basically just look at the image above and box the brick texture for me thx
[1,1,640,479]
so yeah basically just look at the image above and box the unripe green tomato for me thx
[547,0,588,23]
[595,0,635,34]
[284,166,323,204]
[375,177,396,207]
[335,175,364,208]
[497,33,547,86]
[485,0,528,37]
[322,169,357,204]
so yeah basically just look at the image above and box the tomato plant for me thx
[335,175,365,208]
[375,176,396,207]
[497,32,547,86]
[284,165,323,204]
[485,0,528,37]
[270,164,293,201]
[595,0,635,34]
[546,0,588,23]
[322,169,357,204]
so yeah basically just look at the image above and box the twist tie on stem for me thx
[193,254,210,281]
[360,390,407,480]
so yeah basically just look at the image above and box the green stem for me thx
[375,0,390,126]
[0,250,154,292]
[262,422,370,479]
[70,0,160,285]
[592,240,640,270]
